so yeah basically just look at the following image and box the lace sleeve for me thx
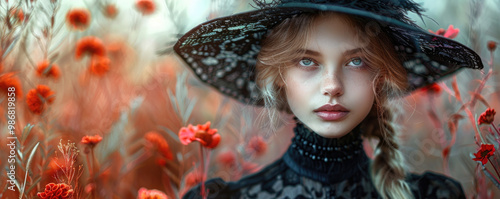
[410,171,466,199]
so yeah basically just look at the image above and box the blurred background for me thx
[0,0,499,198]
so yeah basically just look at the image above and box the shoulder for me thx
[182,158,288,199]
[406,171,466,199]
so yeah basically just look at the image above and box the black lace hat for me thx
[174,0,483,106]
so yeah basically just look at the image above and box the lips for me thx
[314,104,350,112]
[314,104,350,121]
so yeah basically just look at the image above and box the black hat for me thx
[174,0,483,106]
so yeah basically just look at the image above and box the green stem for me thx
[199,143,206,199]
[90,148,96,199]
[488,157,500,179]
[491,123,500,137]
[476,114,487,144]
[482,166,500,190]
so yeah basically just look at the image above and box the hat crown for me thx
[255,0,425,23]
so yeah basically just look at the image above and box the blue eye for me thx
[298,58,317,67]
[347,57,364,67]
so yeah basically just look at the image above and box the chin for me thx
[307,121,353,138]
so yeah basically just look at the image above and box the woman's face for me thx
[283,15,376,138]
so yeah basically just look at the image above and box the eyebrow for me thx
[298,48,363,57]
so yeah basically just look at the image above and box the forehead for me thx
[307,14,362,50]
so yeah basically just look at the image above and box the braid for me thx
[362,103,414,199]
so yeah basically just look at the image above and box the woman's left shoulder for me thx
[406,171,466,199]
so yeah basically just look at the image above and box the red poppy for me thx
[81,135,103,147]
[89,56,110,76]
[217,150,237,168]
[10,8,24,24]
[75,36,106,60]
[246,136,267,156]
[84,183,95,194]
[26,85,55,114]
[0,72,23,98]
[488,41,497,52]
[421,83,442,95]
[478,108,496,125]
[443,25,459,39]
[66,8,91,31]
[144,131,174,160]
[45,158,64,177]
[103,4,118,19]
[429,25,459,39]
[37,183,74,199]
[36,60,61,79]
[429,28,445,36]
[179,121,220,149]
[472,144,496,165]
[155,158,167,166]
[137,187,168,199]
[136,0,156,15]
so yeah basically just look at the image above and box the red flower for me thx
[10,8,24,24]
[144,131,174,160]
[429,28,445,36]
[66,8,91,31]
[37,183,74,199]
[0,72,23,98]
[155,158,167,166]
[81,135,103,147]
[443,25,459,39]
[472,144,496,165]
[84,183,95,194]
[45,158,64,177]
[136,0,156,15]
[75,36,106,60]
[103,4,118,19]
[488,41,497,52]
[179,122,220,149]
[421,83,442,95]
[36,60,61,79]
[478,108,496,125]
[217,150,237,168]
[26,85,55,115]
[89,56,110,76]
[429,25,459,39]
[246,136,267,156]
[137,187,168,199]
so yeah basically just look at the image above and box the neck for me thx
[282,118,371,184]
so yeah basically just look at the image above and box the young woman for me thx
[174,0,483,198]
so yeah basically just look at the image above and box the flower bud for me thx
[487,41,497,52]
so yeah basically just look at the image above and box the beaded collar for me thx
[282,118,371,184]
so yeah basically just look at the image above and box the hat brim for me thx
[174,3,483,106]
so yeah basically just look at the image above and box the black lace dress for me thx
[183,121,466,199]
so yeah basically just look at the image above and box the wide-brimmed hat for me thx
[174,0,483,106]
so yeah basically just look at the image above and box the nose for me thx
[321,72,344,97]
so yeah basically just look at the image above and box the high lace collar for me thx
[282,118,371,184]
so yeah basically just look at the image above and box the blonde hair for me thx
[255,12,413,199]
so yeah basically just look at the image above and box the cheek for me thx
[283,71,313,107]
[346,74,375,104]
[284,78,302,104]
